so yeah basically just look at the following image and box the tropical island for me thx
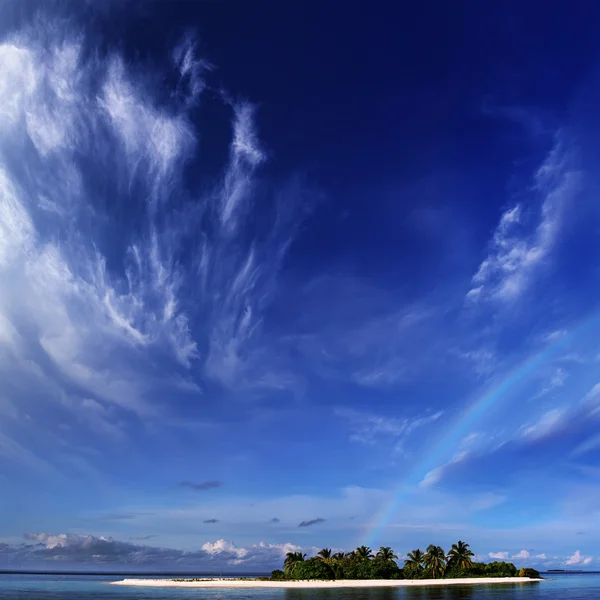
[270,541,540,581]
[111,541,543,588]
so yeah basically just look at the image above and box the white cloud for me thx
[0,13,315,476]
[534,553,547,559]
[467,133,581,303]
[336,407,443,446]
[565,550,593,565]
[453,348,496,376]
[543,329,567,343]
[582,382,600,416]
[489,551,509,560]
[420,451,469,488]
[1,533,312,569]
[219,102,265,230]
[521,409,564,440]
[512,549,531,559]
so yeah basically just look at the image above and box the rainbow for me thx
[364,312,600,547]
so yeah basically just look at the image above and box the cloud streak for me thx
[467,133,581,303]
[298,518,325,528]
[179,480,222,491]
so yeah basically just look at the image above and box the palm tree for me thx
[345,550,357,561]
[332,552,345,561]
[404,548,424,568]
[376,546,398,561]
[424,544,446,578]
[284,551,306,574]
[447,540,474,569]
[317,548,333,564]
[355,545,374,560]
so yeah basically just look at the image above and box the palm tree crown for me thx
[355,545,374,560]
[447,540,474,569]
[317,548,333,564]
[424,545,446,579]
[283,551,306,573]
[404,548,424,567]
[376,546,398,561]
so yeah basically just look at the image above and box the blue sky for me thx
[2,0,600,572]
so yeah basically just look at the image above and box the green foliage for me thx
[283,551,306,575]
[447,540,474,570]
[355,545,374,560]
[518,568,540,579]
[270,570,286,581]
[444,566,475,579]
[275,542,538,582]
[485,561,517,577]
[424,544,447,578]
[402,562,425,579]
[317,548,333,561]
[291,557,335,580]
[370,557,402,579]
[376,546,398,561]
[469,562,487,576]
[404,548,424,568]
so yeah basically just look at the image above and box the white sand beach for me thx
[111,577,542,588]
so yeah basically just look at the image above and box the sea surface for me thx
[0,573,599,600]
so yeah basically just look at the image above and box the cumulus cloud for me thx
[298,518,325,527]
[467,133,581,303]
[512,549,531,559]
[0,533,307,569]
[565,550,593,565]
[179,480,222,491]
[489,551,509,560]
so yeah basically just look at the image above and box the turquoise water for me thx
[0,573,599,599]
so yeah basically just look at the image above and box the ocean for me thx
[0,573,600,600]
[0,573,599,600]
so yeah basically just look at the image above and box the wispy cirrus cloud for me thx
[520,409,565,440]
[420,451,470,488]
[467,133,581,303]
[335,407,443,447]
[0,14,312,476]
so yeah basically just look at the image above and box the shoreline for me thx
[110,577,543,588]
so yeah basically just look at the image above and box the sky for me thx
[2,0,600,573]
